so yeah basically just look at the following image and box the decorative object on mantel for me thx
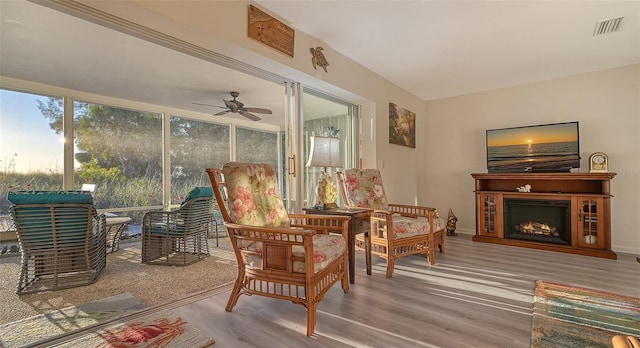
[310,46,329,72]
[389,103,416,148]
[307,133,341,209]
[446,208,458,236]
[589,152,609,173]
[516,184,531,192]
[247,5,295,57]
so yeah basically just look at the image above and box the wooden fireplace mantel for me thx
[471,172,616,259]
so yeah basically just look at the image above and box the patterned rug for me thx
[57,309,215,347]
[531,280,640,348]
[0,292,145,348]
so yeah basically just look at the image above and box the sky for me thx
[487,122,579,147]
[0,89,65,173]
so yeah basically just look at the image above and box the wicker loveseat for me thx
[8,190,107,294]
[207,162,350,336]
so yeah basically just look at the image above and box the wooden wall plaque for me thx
[248,5,295,57]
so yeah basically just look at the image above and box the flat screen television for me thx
[486,121,580,173]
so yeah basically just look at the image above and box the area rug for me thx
[0,292,145,348]
[57,309,215,347]
[531,280,640,348]
[0,242,237,325]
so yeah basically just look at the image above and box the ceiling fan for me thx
[193,91,272,121]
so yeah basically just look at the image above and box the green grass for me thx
[1,172,213,223]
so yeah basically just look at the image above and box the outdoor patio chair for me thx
[337,168,445,277]
[142,187,213,266]
[209,202,226,247]
[206,162,350,336]
[7,190,107,294]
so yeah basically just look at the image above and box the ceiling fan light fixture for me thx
[192,91,272,121]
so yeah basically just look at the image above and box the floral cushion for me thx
[244,234,346,273]
[222,162,289,227]
[343,169,388,210]
[385,215,445,240]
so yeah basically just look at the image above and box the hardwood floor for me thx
[40,234,640,347]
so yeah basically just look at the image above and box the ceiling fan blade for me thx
[243,107,272,114]
[239,110,262,121]
[213,110,230,116]
[192,102,226,109]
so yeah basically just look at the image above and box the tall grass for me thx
[1,172,213,224]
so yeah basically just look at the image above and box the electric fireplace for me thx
[503,198,571,245]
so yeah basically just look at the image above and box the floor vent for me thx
[593,17,623,36]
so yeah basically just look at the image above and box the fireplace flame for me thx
[516,221,559,237]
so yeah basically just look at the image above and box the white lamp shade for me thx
[306,136,341,168]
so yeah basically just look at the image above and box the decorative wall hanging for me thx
[310,47,329,72]
[389,103,416,148]
[248,5,295,57]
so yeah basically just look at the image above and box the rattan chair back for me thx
[142,188,213,266]
[8,191,107,294]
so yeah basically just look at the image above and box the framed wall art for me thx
[389,102,416,148]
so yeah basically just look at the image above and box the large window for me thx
[0,89,64,217]
[236,127,278,170]
[72,101,163,211]
[170,116,230,203]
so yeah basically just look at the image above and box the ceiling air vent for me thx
[593,17,623,36]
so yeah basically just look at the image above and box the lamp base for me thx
[322,202,338,210]
[313,169,339,210]
[309,202,339,210]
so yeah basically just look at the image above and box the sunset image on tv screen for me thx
[486,122,579,173]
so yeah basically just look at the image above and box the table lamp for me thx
[306,135,341,209]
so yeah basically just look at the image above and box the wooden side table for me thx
[303,207,371,283]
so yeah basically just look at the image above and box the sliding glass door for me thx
[301,88,359,209]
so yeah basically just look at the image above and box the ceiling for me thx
[257,0,640,100]
[1,1,639,127]
[0,0,346,128]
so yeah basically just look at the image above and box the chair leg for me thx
[341,256,349,293]
[306,303,318,336]
[225,269,244,312]
[427,246,436,265]
[386,258,395,278]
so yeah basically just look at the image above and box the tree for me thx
[169,117,230,181]
[38,98,162,179]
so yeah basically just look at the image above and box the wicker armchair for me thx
[7,190,107,294]
[336,168,445,277]
[142,187,213,266]
[206,162,350,336]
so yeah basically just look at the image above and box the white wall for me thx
[424,64,640,255]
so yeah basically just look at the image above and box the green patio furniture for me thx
[7,190,107,294]
[142,187,213,266]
